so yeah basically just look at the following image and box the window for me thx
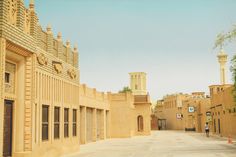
[73,109,77,136]
[54,107,60,139]
[64,108,69,138]
[5,72,10,83]
[135,84,138,90]
[42,105,49,141]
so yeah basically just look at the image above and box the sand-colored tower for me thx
[217,49,228,85]
[129,72,147,95]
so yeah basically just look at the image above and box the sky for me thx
[25,0,236,100]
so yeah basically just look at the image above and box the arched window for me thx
[137,115,144,132]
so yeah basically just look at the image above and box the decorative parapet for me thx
[79,84,109,101]
[0,0,79,68]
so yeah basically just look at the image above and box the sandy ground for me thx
[64,131,236,157]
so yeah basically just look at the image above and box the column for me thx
[0,38,6,157]
[46,25,53,55]
[80,106,86,144]
[92,108,97,142]
[100,109,106,140]
[24,55,33,151]
[16,0,25,30]
[106,111,111,139]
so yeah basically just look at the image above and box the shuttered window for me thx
[54,107,60,139]
[42,105,49,141]
[64,108,69,138]
[73,109,77,136]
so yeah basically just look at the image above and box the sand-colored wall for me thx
[109,93,151,138]
[109,92,135,138]
[182,98,211,132]
[209,85,236,138]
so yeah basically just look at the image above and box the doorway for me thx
[3,100,13,157]
[218,119,221,134]
[137,115,144,132]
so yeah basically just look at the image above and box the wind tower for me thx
[129,72,147,95]
[217,49,228,84]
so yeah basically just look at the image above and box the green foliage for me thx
[214,25,236,49]
[119,86,132,93]
[231,55,236,103]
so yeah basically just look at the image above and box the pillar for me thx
[73,45,79,68]
[100,109,106,140]
[106,110,110,139]
[24,55,33,151]
[57,32,63,59]
[16,0,25,30]
[80,106,86,144]
[0,38,6,157]
[46,24,53,55]
[92,108,97,142]
[66,40,72,65]
[29,0,38,39]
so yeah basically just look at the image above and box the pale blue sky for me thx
[26,0,236,100]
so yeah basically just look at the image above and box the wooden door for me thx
[3,100,13,157]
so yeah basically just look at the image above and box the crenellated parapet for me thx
[0,0,79,68]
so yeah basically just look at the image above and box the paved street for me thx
[65,131,236,157]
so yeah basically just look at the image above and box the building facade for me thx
[154,93,211,132]
[182,93,211,132]
[0,1,151,157]
[209,85,236,138]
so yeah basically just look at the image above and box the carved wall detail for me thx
[37,53,48,65]
[67,69,77,79]
[52,61,63,74]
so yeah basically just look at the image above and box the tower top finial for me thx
[57,32,62,41]
[29,0,35,10]
[46,24,52,33]
[74,44,78,52]
[66,40,70,47]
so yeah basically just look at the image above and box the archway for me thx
[137,115,144,132]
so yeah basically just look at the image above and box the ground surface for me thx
[66,131,236,157]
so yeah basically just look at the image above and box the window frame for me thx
[72,109,77,137]
[54,106,60,139]
[64,108,69,138]
[42,105,49,141]
[5,72,10,84]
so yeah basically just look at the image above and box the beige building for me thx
[0,1,151,157]
[155,93,211,132]
[207,49,236,138]
[209,85,236,138]
[110,93,151,137]
[160,93,190,130]
[182,92,211,132]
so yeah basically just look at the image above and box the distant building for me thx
[154,93,210,132]
[182,93,211,132]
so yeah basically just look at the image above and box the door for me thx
[218,119,221,134]
[137,115,144,132]
[214,119,216,132]
[3,100,13,157]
